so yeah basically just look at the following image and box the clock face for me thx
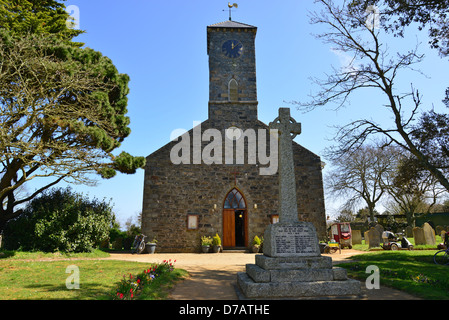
[222,40,243,58]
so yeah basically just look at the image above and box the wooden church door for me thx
[223,209,236,247]
[223,188,247,248]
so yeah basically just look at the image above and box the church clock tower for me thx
[207,20,258,124]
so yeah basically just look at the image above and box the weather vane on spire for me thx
[227,2,238,21]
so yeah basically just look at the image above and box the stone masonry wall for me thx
[141,119,326,253]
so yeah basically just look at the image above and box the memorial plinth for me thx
[237,108,361,299]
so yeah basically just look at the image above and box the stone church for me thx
[141,19,326,253]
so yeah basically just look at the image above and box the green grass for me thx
[352,235,444,251]
[339,250,449,299]
[0,251,188,300]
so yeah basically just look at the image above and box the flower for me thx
[112,260,177,300]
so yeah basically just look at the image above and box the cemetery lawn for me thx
[0,251,188,300]
[339,250,449,299]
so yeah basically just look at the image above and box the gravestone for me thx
[352,230,362,245]
[364,230,370,246]
[413,227,426,245]
[237,108,361,298]
[423,222,436,246]
[436,225,445,237]
[366,228,381,248]
[374,224,384,244]
[405,226,413,238]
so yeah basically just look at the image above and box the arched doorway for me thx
[222,188,248,248]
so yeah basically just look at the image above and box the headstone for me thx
[237,108,361,299]
[413,227,425,245]
[436,225,445,237]
[374,224,384,244]
[364,230,370,246]
[441,230,446,241]
[367,228,381,248]
[405,226,413,238]
[352,230,362,245]
[423,222,436,246]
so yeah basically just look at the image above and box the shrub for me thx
[201,236,212,246]
[252,235,261,246]
[4,187,114,252]
[212,233,221,246]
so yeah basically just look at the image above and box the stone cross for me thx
[269,108,302,224]
[230,170,240,186]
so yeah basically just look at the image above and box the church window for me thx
[228,79,238,102]
[224,188,246,209]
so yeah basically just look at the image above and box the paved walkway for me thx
[103,250,421,300]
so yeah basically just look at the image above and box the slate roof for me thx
[207,20,257,29]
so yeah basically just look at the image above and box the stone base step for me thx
[222,248,250,253]
[237,272,362,299]
[246,264,348,283]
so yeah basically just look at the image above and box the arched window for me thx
[224,188,246,209]
[228,79,238,102]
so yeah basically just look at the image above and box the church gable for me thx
[141,18,326,252]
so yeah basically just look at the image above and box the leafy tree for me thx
[0,0,84,46]
[408,92,449,182]
[0,2,145,231]
[350,0,449,56]
[384,154,446,225]
[355,207,378,222]
[3,187,114,252]
[335,209,355,222]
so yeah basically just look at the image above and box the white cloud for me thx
[330,48,359,73]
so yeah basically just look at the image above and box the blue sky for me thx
[29,0,448,226]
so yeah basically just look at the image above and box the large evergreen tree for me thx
[0,1,145,231]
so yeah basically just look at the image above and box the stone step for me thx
[255,254,333,270]
[222,248,250,253]
[246,264,348,283]
[237,272,362,299]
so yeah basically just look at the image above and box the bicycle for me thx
[434,247,449,265]
[434,233,449,265]
[131,234,146,254]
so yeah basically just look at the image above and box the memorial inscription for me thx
[274,225,316,255]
